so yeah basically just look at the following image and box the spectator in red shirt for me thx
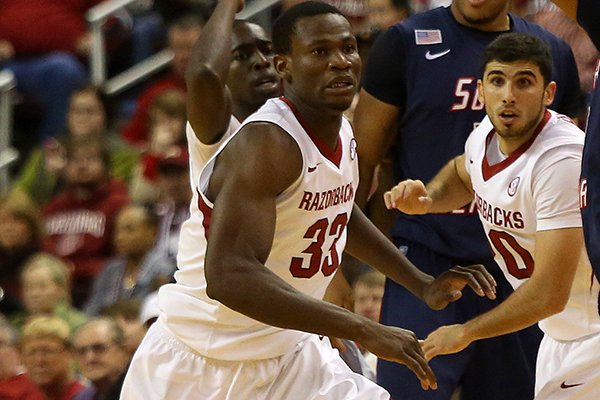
[121,13,204,147]
[0,0,103,140]
[43,135,130,308]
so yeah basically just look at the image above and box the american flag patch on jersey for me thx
[415,29,442,45]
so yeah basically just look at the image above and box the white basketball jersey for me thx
[160,97,359,360]
[465,110,600,341]
[185,116,241,188]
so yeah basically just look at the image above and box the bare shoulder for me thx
[209,121,304,199]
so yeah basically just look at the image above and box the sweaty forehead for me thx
[292,13,353,45]
[232,22,270,48]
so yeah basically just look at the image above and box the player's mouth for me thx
[324,75,356,95]
[498,109,518,125]
[253,74,279,92]
[467,0,487,7]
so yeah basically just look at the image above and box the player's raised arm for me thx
[185,0,241,144]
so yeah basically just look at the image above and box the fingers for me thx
[384,180,431,213]
[421,337,440,361]
[448,265,497,300]
[398,345,438,391]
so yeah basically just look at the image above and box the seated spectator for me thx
[43,135,130,308]
[154,151,192,261]
[84,204,175,316]
[0,0,102,141]
[99,300,146,357]
[121,13,204,147]
[352,269,386,373]
[13,85,140,208]
[20,316,87,400]
[12,253,87,334]
[368,0,410,33]
[72,318,130,400]
[129,89,187,203]
[0,315,42,400]
[0,194,43,317]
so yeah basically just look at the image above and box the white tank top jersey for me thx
[184,116,241,188]
[160,97,359,361]
[465,110,600,341]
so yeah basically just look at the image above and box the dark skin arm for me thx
[353,89,401,208]
[185,0,243,144]
[205,122,496,390]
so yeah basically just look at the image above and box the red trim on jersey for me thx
[280,96,343,167]
[482,110,551,181]
[196,189,212,239]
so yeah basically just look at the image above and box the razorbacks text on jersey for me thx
[159,97,359,361]
[465,110,600,341]
[364,6,581,260]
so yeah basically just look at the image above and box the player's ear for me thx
[274,54,293,84]
[477,80,485,106]
[543,81,557,106]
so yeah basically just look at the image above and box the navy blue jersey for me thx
[579,0,600,280]
[363,6,581,260]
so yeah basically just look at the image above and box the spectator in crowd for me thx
[12,253,87,334]
[121,13,204,147]
[129,89,187,203]
[72,318,130,400]
[99,300,146,357]
[43,135,130,308]
[0,194,43,316]
[0,315,41,400]
[84,204,175,316]
[20,316,87,400]
[0,0,101,141]
[153,151,192,261]
[368,0,410,33]
[13,85,139,208]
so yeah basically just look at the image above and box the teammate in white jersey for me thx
[385,32,600,399]
[121,2,497,399]
[184,0,281,175]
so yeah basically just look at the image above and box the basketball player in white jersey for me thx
[184,0,281,174]
[385,32,600,399]
[121,2,498,399]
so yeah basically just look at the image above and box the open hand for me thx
[384,179,432,214]
[422,324,470,360]
[423,264,497,310]
[362,325,438,391]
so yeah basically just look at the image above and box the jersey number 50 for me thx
[289,213,348,278]
[488,230,534,279]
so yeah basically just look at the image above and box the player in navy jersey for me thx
[552,0,600,302]
[353,0,581,399]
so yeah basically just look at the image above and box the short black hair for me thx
[272,1,346,54]
[481,32,553,86]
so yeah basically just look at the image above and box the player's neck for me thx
[450,4,511,32]
[282,95,343,150]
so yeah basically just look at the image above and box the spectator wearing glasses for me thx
[72,318,130,400]
[20,316,86,400]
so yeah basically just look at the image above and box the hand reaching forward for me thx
[423,265,497,310]
[362,324,438,391]
[422,324,470,360]
[384,179,432,214]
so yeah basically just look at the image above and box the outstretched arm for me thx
[384,154,473,214]
[423,227,583,359]
[205,122,438,390]
[186,0,242,144]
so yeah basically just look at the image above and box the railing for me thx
[87,0,281,95]
[0,70,17,195]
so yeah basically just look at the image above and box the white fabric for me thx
[465,110,600,341]
[160,97,359,360]
[120,318,390,400]
[534,332,600,399]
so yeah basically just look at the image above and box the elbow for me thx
[540,292,568,318]
[185,63,219,87]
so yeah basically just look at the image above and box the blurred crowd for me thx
[0,0,597,399]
